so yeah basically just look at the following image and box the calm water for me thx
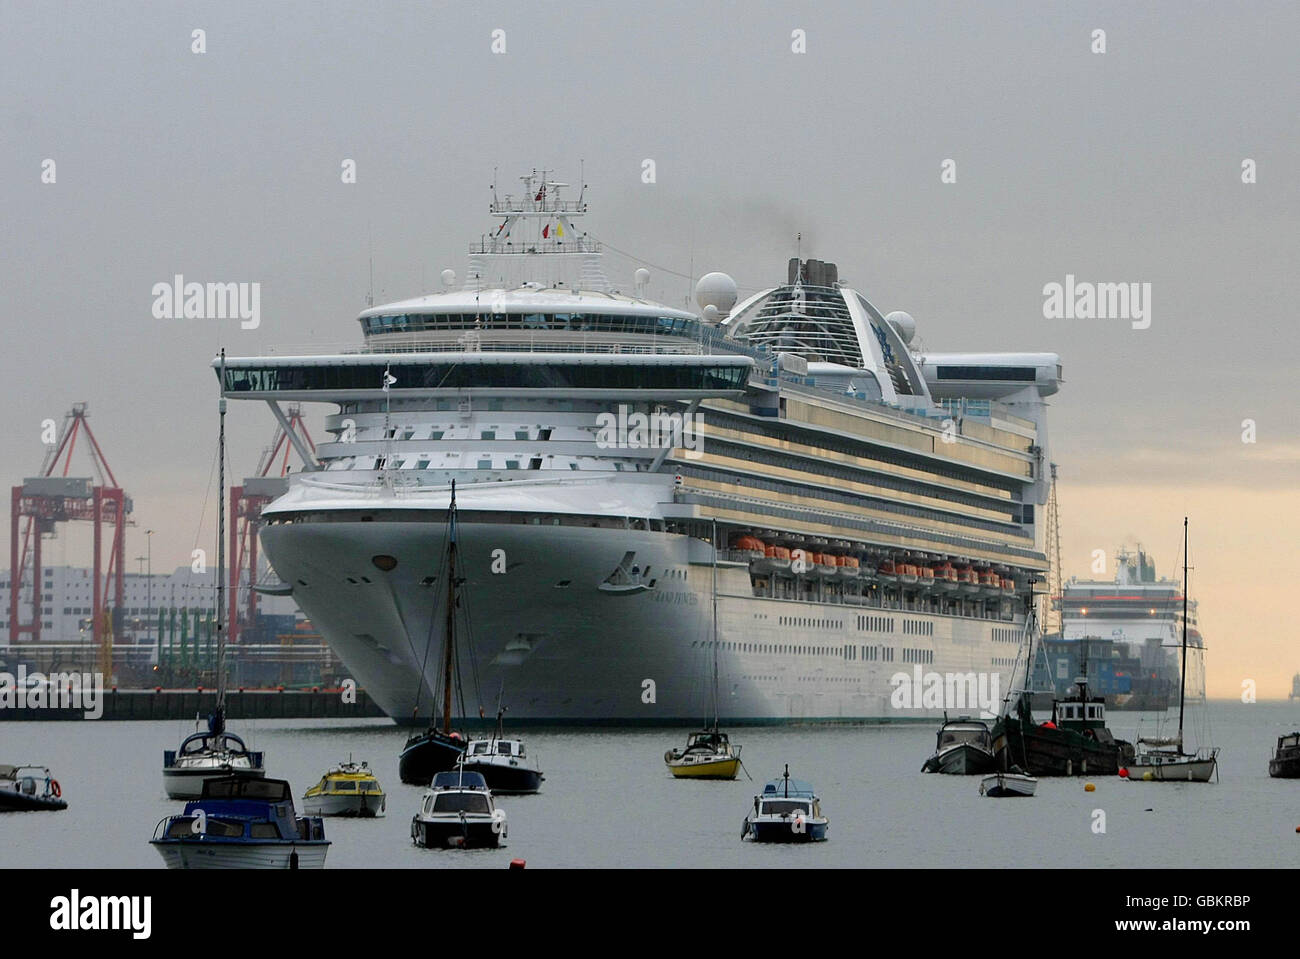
[3,701,1297,868]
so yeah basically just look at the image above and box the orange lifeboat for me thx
[733,535,767,554]
[897,560,919,585]
[877,559,898,582]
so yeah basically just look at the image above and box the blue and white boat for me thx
[742,766,828,843]
[150,776,329,869]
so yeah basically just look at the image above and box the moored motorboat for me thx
[458,708,544,794]
[151,776,329,869]
[922,717,998,774]
[1269,732,1300,778]
[411,770,506,849]
[303,758,386,817]
[0,764,67,812]
[742,765,828,842]
[979,770,1037,797]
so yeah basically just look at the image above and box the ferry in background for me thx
[226,168,1062,724]
[1038,547,1205,710]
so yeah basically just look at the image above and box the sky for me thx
[2,1,1297,697]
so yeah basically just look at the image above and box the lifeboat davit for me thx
[932,563,959,592]
[755,544,792,574]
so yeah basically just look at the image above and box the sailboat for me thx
[162,353,266,800]
[664,521,742,780]
[1125,518,1219,783]
[398,480,469,785]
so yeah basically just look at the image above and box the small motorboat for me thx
[1269,731,1300,778]
[979,770,1038,797]
[303,758,386,817]
[411,770,506,849]
[742,765,828,843]
[922,717,998,774]
[0,765,67,812]
[458,710,544,794]
[150,777,329,869]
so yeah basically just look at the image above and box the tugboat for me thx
[742,766,828,843]
[1268,732,1300,778]
[922,716,998,774]
[0,764,67,812]
[162,373,266,799]
[1125,520,1219,783]
[302,758,386,817]
[411,770,506,849]
[399,480,469,784]
[150,776,329,869]
[991,603,1134,777]
[458,708,544,794]
[665,520,743,780]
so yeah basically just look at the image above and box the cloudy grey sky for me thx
[3,1,1297,691]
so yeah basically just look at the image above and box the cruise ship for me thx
[1040,547,1207,709]
[222,170,1061,724]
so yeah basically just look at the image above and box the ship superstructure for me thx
[220,170,1062,724]
[1043,547,1207,709]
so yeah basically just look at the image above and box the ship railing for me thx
[488,198,586,215]
[468,238,599,255]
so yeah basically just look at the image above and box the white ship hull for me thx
[261,516,1021,724]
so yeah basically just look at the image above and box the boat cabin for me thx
[756,777,821,819]
[423,770,494,816]
[936,720,992,750]
[158,777,325,842]
[466,739,527,760]
[684,730,732,754]
[166,730,261,763]
[1052,681,1109,732]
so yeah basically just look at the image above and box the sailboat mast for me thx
[711,519,719,730]
[1178,516,1188,747]
[442,481,458,734]
[216,350,227,714]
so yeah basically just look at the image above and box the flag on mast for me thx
[542,224,550,239]
[382,367,397,391]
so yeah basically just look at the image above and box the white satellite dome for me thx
[634,267,650,289]
[441,269,456,288]
[885,310,916,344]
[695,272,738,315]
[702,304,720,325]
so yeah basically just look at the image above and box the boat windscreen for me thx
[761,800,811,816]
[432,793,491,814]
[201,777,291,802]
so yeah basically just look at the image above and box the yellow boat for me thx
[303,759,386,817]
[665,730,742,780]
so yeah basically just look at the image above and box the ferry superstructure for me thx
[222,170,1062,724]
[1044,548,1207,708]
